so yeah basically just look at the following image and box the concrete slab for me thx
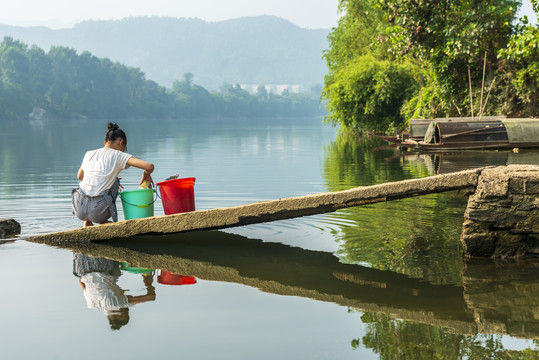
[27,168,482,244]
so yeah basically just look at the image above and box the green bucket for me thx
[120,262,154,275]
[119,189,156,220]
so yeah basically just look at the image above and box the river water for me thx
[1,117,538,359]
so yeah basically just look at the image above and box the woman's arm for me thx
[127,273,156,304]
[127,157,155,188]
[127,157,154,173]
[77,168,84,180]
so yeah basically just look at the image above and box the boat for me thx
[369,116,539,150]
[409,116,507,141]
[416,118,539,150]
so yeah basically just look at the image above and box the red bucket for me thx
[157,177,195,215]
[158,271,197,286]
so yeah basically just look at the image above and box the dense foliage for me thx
[0,37,324,120]
[357,312,539,359]
[499,0,539,115]
[323,0,538,133]
[322,0,419,132]
[323,54,418,132]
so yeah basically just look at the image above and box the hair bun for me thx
[107,122,119,131]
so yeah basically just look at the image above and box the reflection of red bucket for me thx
[158,270,197,286]
[156,177,196,215]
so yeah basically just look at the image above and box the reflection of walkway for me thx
[31,166,538,259]
[62,232,539,339]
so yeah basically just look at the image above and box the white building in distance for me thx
[240,84,305,95]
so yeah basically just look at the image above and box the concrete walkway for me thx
[28,168,481,244]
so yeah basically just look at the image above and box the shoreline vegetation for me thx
[0,36,325,121]
[322,0,538,134]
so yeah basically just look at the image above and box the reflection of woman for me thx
[73,253,156,330]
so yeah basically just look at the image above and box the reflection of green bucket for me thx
[119,189,156,220]
[120,262,154,274]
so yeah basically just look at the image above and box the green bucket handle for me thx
[121,190,159,208]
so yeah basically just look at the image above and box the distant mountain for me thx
[0,16,330,90]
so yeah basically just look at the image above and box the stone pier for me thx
[27,165,538,259]
[27,168,481,243]
[461,165,539,258]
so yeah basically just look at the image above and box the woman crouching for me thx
[73,122,154,227]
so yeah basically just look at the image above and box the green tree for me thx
[47,46,83,117]
[498,0,539,116]
[217,83,256,116]
[256,85,268,98]
[324,0,387,72]
[0,37,30,88]
[27,45,52,108]
[0,37,324,121]
[322,1,419,133]
[172,73,215,116]
[375,0,523,118]
[323,54,418,132]
[0,37,32,118]
[323,1,535,131]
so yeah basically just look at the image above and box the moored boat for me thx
[416,118,539,150]
[409,116,507,141]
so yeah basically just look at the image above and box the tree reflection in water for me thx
[323,133,467,285]
[355,312,538,359]
[322,133,539,357]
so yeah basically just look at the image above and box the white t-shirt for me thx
[79,147,132,197]
[80,272,129,315]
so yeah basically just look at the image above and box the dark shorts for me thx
[72,179,120,224]
[72,253,119,277]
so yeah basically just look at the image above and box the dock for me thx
[27,165,539,259]
[28,168,480,243]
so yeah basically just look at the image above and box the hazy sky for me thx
[0,0,535,30]
[0,0,342,29]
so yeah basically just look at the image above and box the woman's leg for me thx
[82,179,121,225]
[73,187,93,227]
[107,178,121,223]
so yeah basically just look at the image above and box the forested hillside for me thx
[0,37,323,120]
[0,16,329,89]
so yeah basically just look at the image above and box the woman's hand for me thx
[140,171,155,189]
[127,157,155,189]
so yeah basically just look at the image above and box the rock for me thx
[0,219,21,238]
[461,165,539,259]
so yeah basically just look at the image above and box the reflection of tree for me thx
[323,132,435,189]
[323,133,467,285]
[323,134,410,190]
[355,312,539,359]
[325,135,539,358]
[333,193,467,285]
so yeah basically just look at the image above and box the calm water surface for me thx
[1,118,538,359]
